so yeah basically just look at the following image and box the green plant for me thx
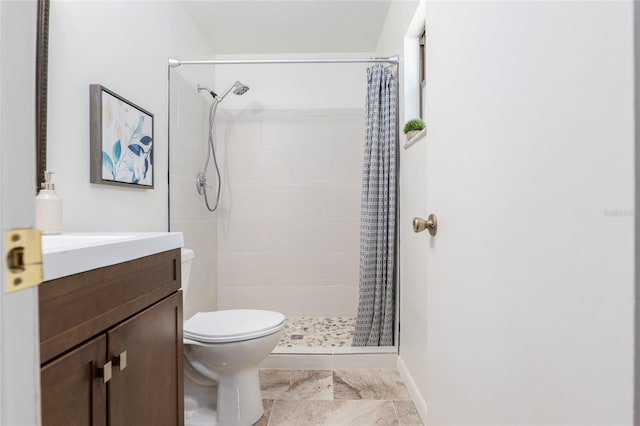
[403,118,426,134]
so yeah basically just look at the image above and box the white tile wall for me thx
[292,218,360,252]
[327,184,362,217]
[217,109,364,317]
[329,252,360,286]
[170,74,218,319]
[218,285,359,317]
[172,218,217,318]
[227,184,330,219]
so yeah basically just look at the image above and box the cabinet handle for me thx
[113,350,127,371]
[97,361,112,383]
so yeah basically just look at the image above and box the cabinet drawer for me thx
[39,249,180,363]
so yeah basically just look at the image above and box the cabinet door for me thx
[41,334,107,426]
[108,292,183,426]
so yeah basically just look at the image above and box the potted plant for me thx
[403,118,426,141]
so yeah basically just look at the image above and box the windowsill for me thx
[403,128,426,149]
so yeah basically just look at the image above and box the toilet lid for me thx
[184,309,285,343]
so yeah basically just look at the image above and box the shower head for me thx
[197,81,249,103]
[233,82,250,96]
[217,81,250,101]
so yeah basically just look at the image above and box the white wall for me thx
[47,0,214,232]
[169,72,218,318]
[373,0,428,416]
[213,56,369,317]
[210,54,370,111]
[396,0,634,424]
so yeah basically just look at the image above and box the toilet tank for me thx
[180,248,195,298]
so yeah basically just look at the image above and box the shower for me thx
[169,55,400,354]
[196,81,250,212]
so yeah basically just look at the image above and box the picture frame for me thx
[90,85,154,188]
[36,0,50,193]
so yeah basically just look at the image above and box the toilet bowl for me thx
[180,248,284,426]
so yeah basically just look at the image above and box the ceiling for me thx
[180,1,393,55]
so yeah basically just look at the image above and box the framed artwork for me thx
[36,0,49,192]
[90,85,154,188]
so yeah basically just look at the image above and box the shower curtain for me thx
[353,64,397,347]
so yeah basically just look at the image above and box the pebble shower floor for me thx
[277,317,356,348]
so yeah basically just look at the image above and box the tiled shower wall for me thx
[170,73,218,319]
[216,109,364,317]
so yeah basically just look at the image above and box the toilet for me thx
[180,248,285,426]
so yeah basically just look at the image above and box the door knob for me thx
[413,214,438,236]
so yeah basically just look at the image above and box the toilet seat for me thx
[184,309,285,344]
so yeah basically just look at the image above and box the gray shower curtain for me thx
[353,64,397,347]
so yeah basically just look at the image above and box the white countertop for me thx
[42,232,184,281]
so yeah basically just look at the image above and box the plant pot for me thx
[406,130,421,141]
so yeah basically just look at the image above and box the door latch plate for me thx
[5,229,43,293]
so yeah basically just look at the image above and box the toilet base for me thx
[185,404,218,426]
[217,367,264,426]
[183,323,283,426]
[184,370,218,426]
[184,363,264,426]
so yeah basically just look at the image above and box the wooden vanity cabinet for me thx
[39,249,184,426]
[41,334,107,426]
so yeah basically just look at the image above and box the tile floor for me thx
[255,369,423,425]
[278,317,356,348]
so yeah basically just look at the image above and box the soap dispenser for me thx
[35,171,62,235]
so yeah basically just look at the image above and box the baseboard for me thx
[397,355,428,423]
[261,353,398,369]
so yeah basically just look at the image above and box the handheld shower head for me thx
[196,81,249,103]
[217,81,250,101]
[233,82,250,96]
[195,79,250,213]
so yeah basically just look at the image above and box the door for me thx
[41,335,107,426]
[108,293,183,426]
[0,1,41,425]
[423,1,634,424]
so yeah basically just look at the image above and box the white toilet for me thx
[180,248,285,426]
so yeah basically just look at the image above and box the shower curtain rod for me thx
[168,55,399,67]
